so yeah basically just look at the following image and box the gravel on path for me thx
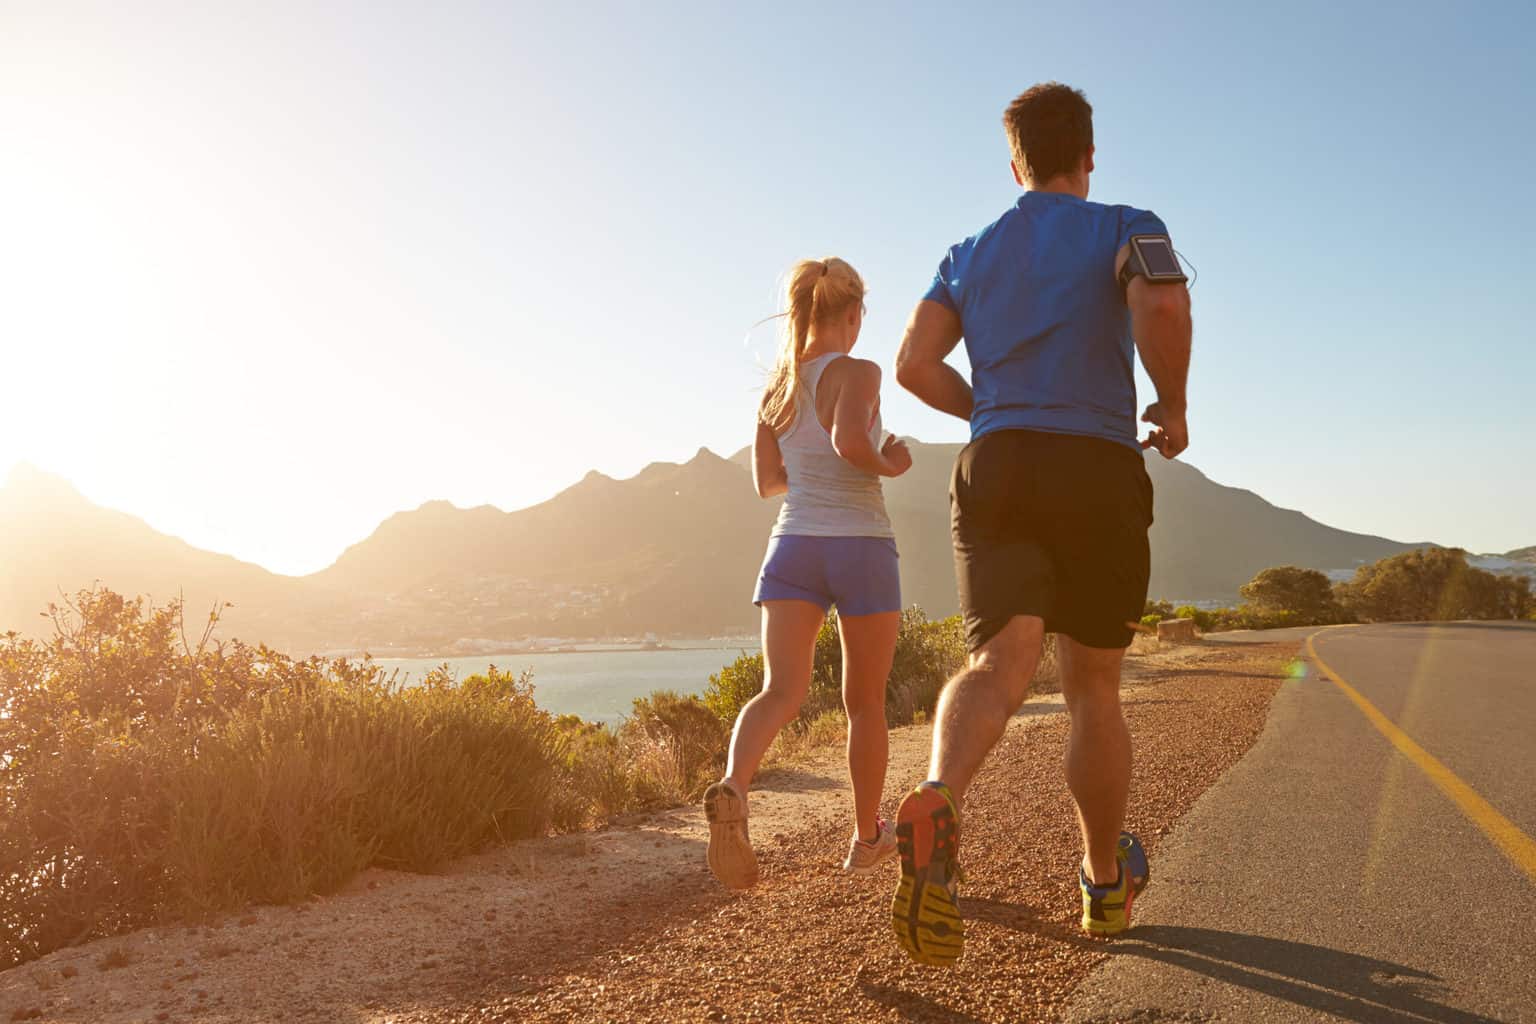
[468,642,1292,1024]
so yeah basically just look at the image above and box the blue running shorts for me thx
[751,535,901,616]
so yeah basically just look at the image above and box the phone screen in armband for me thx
[1132,236,1184,278]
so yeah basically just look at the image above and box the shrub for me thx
[765,709,849,766]
[804,615,847,722]
[622,690,726,806]
[1240,566,1337,621]
[177,665,561,897]
[550,716,631,829]
[0,590,563,969]
[884,611,969,723]
[1338,547,1533,622]
[700,609,970,732]
[702,649,765,724]
[1185,551,1532,631]
[1173,605,1214,632]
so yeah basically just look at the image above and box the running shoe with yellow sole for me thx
[890,782,965,966]
[703,779,758,890]
[1080,831,1150,937]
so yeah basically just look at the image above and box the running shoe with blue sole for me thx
[1080,831,1150,937]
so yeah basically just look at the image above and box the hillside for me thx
[733,440,1427,617]
[313,440,1428,642]
[0,464,346,650]
[310,447,778,647]
[1468,546,1536,582]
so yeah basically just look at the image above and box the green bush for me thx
[701,609,969,733]
[702,649,765,723]
[885,611,969,723]
[1172,551,1532,634]
[1337,547,1533,621]
[1240,566,1338,622]
[1173,605,1215,632]
[550,716,631,829]
[622,690,726,806]
[0,590,562,969]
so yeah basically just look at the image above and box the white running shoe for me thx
[704,779,758,890]
[843,817,899,875]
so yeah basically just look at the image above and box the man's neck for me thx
[1029,174,1088,199]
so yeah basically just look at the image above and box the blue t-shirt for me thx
[924,191,1168,450]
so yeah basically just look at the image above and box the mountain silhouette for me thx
[732,440,1428,618]
[312,447,777,646]
[1,446,1439,653]
[0,463,342,650]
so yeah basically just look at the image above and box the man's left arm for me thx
[895,299,972,421]
[1117,243,1192,458]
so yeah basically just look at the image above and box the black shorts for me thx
[951,429,1153,652]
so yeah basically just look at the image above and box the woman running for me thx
[704,257,912,890]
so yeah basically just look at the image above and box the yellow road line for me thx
[1306,631,1536,885]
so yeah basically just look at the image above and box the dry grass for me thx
[764,709,849,768]
[0,590,562,970]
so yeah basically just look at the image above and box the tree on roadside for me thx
[1336,547,1528,621]
[1493,574,1535,620]
[1239,566,1340,623]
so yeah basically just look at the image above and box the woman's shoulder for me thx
[819,354,882,384]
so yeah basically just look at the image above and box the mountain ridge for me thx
[0,448,1476,653]
[0,465,345,650]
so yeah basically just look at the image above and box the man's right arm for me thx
[895,299,972,422]
[1118,243,1193,458]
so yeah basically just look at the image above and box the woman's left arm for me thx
[752,419,788,498]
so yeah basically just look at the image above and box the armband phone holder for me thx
[1118,234,1187,289]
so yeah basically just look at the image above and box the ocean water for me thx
[372,646,760,725]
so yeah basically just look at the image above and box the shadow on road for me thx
[962,894,1094,943]
[857,979,992,1024]
[1110,924,1502,1024]
[752,765,844,793]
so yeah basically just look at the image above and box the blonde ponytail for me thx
[759,257,866,433]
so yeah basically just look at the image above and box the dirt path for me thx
[0,640,1296,1024]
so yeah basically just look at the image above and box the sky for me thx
[2,2,1532,576]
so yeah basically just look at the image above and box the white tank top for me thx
[770,353,895,539]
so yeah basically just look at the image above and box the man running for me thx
[889,82,1192,966]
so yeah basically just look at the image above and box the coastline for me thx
[326,637,762,661]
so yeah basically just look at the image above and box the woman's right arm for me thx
[752,419,789,498]
[828,361,909,477]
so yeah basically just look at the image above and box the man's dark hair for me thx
[1002,83,1093,185]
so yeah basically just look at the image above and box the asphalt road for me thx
[1066,622,1536,1024]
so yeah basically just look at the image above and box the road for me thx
[1066,621,1536,1024]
